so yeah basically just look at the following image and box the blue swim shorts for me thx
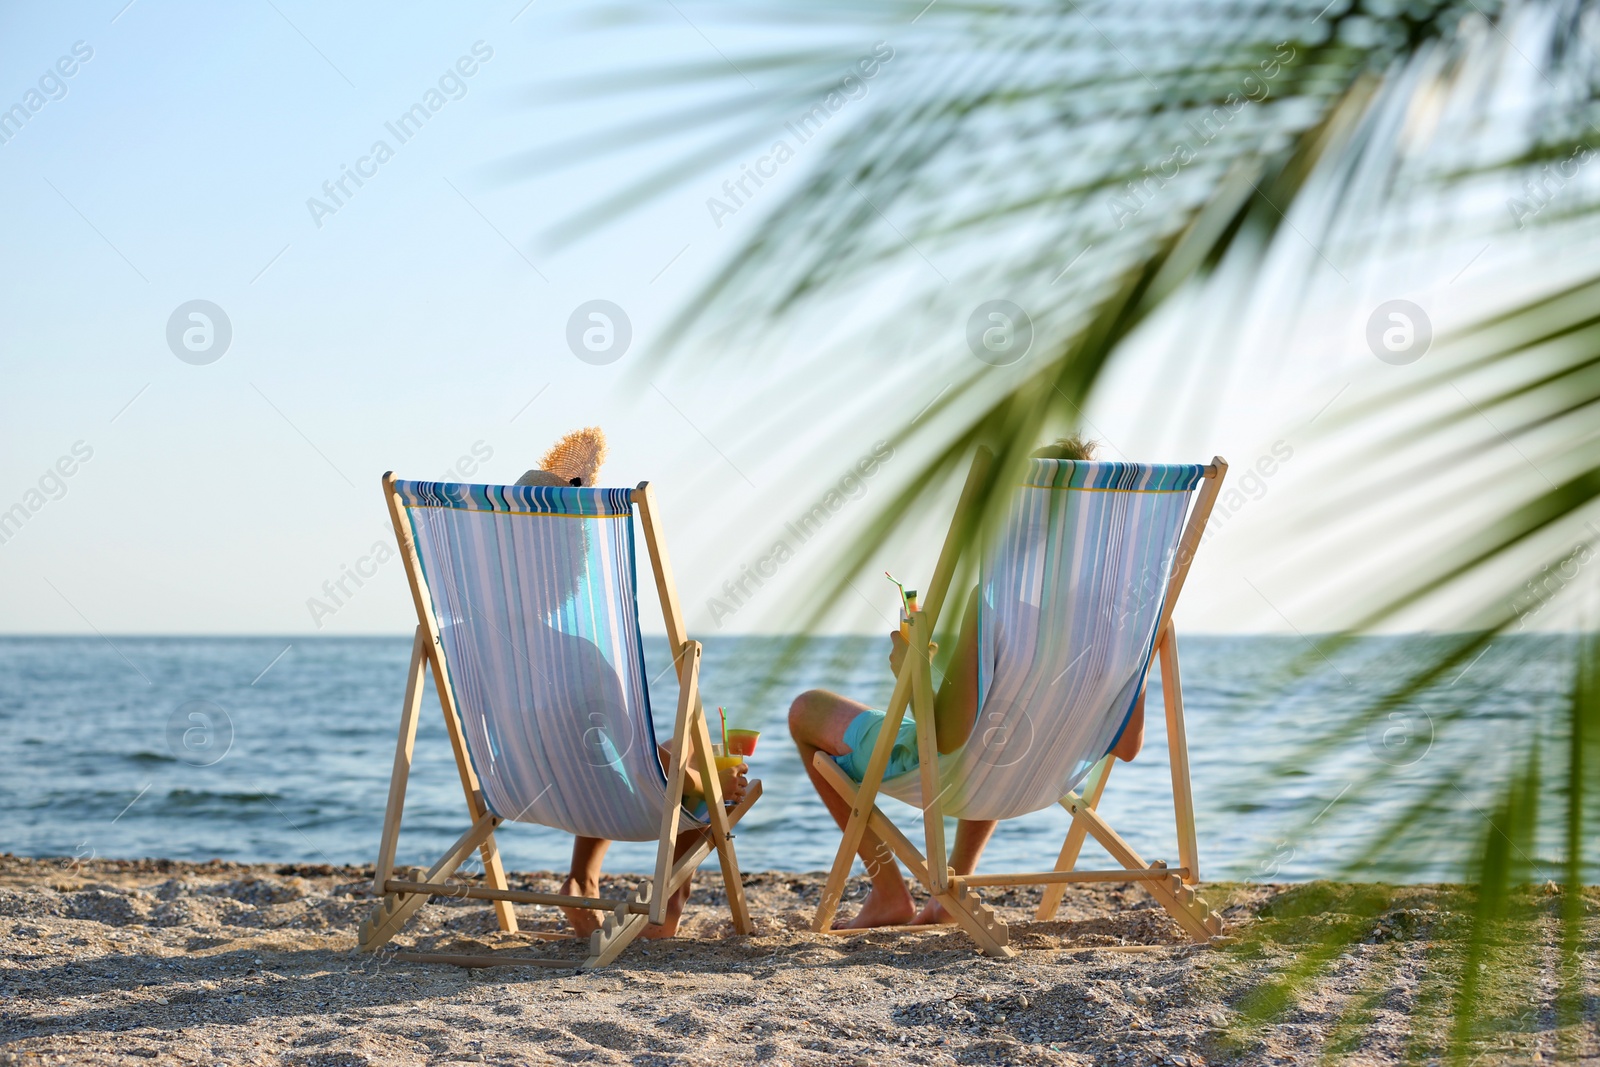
[834,708,920,782]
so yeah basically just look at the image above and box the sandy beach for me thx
[2,856,1593,1066]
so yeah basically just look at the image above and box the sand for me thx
[0,855,1593,1066]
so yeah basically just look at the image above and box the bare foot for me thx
[638,884,690,939]
[559,875,601,937]
[909,896,957,926]
[840,883,916,929]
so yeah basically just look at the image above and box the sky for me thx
[0,0,1578,638]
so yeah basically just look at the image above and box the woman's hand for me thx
[669,740,749,805]
[718,760,749,805]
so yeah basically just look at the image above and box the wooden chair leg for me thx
[585,783,764,969]
[1159,629,1200,884]
[686,684,752,934]
[359,813,500,952]
[363,792,768,973]
[583,882,655,969]
[815,447,992,932]
[373,627,428,896]
[652,643,699,925]
[664,782,762,902]
[477,842,518,933]
[814,753,1012,957]
[1062,793,1222,941]
[909,611,949,892]
[813,674,914,931]
[1037,755,1114,921]
[383,475,518,934]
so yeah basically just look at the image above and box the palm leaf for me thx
[505,0,1600,1055]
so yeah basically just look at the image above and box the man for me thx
[787,436,1146,927]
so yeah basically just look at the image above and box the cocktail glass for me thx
[725,729,760,757]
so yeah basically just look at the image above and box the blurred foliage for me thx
[515,0,1600,1057]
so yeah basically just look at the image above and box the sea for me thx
[0,634,1580,883]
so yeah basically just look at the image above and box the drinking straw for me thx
[884,570,908,606]
[717,706,728,751]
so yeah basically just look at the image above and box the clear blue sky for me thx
[0,1,1505,636]
[0,0,811,635]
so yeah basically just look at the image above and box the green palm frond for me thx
[508,0,1600,1056]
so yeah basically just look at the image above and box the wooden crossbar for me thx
[360,813,501,952]
[818,924,953,936]
[818,928,1177,952]
[953,867,1189,887]
[391,951,574,969]
[383,880,653,914]
[373,782,764,964]
[1061,793,1219,941]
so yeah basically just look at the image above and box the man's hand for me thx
[888,629,937,678]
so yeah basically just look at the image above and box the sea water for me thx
[0,634,1578,882]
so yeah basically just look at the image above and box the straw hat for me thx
[515,427,608,488]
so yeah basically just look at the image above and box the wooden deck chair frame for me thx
[357,474,761,970]
[811,449,1229,956]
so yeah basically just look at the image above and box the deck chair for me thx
[359,474,761,969]
[812,449,1228,956]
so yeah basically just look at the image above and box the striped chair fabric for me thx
[392,480,700,842]
[881,459,1206,821]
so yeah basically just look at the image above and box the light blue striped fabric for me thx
[393,479,703,842]
[881,459,1205,821]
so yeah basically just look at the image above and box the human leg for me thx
[560,836,610,936]
[789,689,915,928]
[638,827,706,939]
[1112,689,1146,762]
[909,818,998,924]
